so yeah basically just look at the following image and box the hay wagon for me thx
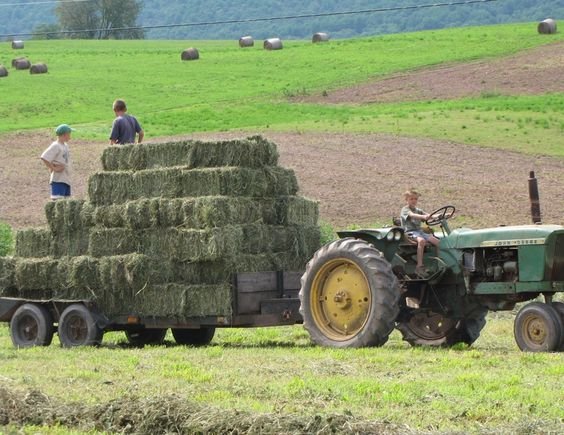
[0,270,304,347]
[0,137,321,348]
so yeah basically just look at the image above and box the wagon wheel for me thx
[397,304,488,347]
[10,303,54,348]
[514,302,563,352]
[58,304,103,348]
[125,328,167,346]
[172,327,216,346]
[299,238,400,348]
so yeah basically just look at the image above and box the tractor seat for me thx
[392,216,419,246]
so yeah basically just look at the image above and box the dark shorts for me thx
[407,230,433,242]
[51,182,71,199]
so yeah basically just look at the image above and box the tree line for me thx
[0,0,559,40]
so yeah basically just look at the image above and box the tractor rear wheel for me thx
[125,328,167,346]
[514,302,563,352]
[58,304,103,348]
[397,305,488,347]
[299,238,399,348]
[552,302,564,350]
[10,303,54,348]
[172,327,215,346]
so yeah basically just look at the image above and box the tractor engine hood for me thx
[448,225,564,249]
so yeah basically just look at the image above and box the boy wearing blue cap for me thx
[40,124,74,199]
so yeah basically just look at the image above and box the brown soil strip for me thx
[298,42,564,104]
[2,131,562,231]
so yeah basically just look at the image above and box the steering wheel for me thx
[425,205,456,226]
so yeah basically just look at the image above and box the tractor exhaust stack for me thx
[528,171,542,224]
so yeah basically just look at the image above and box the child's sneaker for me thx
[406,297,420,309]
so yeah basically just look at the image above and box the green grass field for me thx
[1,22,564,433]
[0,315,562,434]
[1,23,562,156]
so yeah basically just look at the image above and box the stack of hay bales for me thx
[0,136,320,320]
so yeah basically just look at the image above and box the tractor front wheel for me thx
[514,302,563,352]
[299,238,399,348]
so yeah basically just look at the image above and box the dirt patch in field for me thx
[1,130,562,231]
[0,130,106,229]
[298,42,564,104]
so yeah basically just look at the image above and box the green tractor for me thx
[299,204,564,352]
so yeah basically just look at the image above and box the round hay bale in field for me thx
[11,40,24,49]
[538,18,557,34]
[14,58,31,70]
[0,65,8,77]
[11,57,27,68]
[181,47,199,61]
[264,38,283,50]
[312,32,330,43]
[30,63,48,74]
[239,36,254,47]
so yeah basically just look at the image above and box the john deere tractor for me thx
[299,203,564,352]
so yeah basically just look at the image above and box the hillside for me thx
[0,0,562,39]
[0,23,561,141]
[0,28,562,231]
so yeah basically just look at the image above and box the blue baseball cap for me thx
[55,124,75,135]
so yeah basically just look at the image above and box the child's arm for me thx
[41,158,65,173]
[407,210,430,221]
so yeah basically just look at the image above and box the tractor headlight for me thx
[394,231,402,241]
[386,231,395,241]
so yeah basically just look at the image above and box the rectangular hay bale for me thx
[45,199,94,235]
[101,136,279,171]
[274,196,319,226]
[88,228,138,257]
[139,226,243,262]
[15,228,52,258]
[132,283,232,318]
[240,224,321,257]
[0,257,16,296]
[14,258,61,298]
[51,229,90,258]
[88,167,298,205]
[98,254,150,293]
[63,256,100,298]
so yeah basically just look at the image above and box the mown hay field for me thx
[0,21,563,435]
[0,314,563,434]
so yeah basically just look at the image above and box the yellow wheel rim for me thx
[522,316,548,347]
[310,258,372,341]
